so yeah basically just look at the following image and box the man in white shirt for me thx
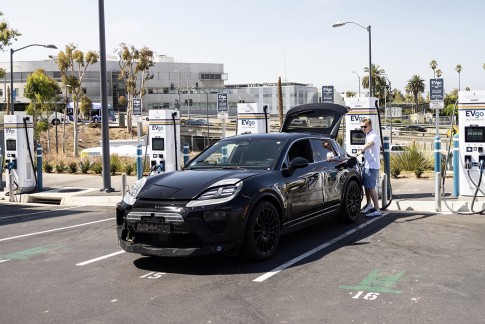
[357,118,381,217]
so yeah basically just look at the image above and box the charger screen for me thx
[465,126,485,143]
[152,138,165,151]
[6,139,16,151]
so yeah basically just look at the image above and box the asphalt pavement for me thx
[1,172,484,214]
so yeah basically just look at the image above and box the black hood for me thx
[136,169,260,200]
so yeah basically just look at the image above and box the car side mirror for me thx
[283,157,309,176]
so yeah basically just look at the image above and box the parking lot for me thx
[1,201,484,323]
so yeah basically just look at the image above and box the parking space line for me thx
[253,214,387,283]
[0,218,114,242]
[76,250,125,266]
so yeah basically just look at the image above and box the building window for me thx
[200,73,222,80]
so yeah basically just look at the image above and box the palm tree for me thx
[430,60,438,78]
[436,69,442,78]
[362,64,386,100]
[455,64,463,90]
[405,75,425,114]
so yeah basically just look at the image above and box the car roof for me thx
[222,131,332,142]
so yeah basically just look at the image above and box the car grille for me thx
[126,211,184,223]
[133,233,203,248]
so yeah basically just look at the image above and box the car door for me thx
[283,139,324,221]
[310,139,342,205]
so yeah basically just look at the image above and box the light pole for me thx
[10,44,58,114]
[333,21,372,97]
[382,76,392,143]
[352,70,361,97]
[198,87,210,147]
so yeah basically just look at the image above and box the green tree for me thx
[362,64,386,102]
[429,60,438,78]
[443,89,458,117]
[0,11,21,51]
[435,69,442,78]
[24,69,60,147]
[116,43,154,132]
[345,91,357,98]
[391,89,406,103]
[405,75,425,114]
[54,43,99,157]
[455,64,462,90]
[79,95,92,120]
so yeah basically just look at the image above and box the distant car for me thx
[400,125,427,133]
[390,144,409,154]
[185,119,209,126]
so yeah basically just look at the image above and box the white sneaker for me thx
[365,208,382,217]
[361,204,373,214]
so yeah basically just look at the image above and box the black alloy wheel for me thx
[243,201,280,261]
[338,180,362,223]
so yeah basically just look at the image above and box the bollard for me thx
[381,173,388,210]
[453,134,459,197]
[136,144,143,180]
[121,173,127,198]
[383,136,391,199]
[36,144,43,191]
[0,146,3,191]
[9,171,14,202]
[183,144,190,167]
[434,136,441,173]
[435,172,442,212]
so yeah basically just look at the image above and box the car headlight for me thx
[123,177,147,205]
[187,180,242,208]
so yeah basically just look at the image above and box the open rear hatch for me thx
[281,103,348,139]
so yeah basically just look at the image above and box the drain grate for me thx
[28,197,62,205]
[58,188,85,193]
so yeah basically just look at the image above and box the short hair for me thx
[361,117,372,125]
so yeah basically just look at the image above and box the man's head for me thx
[360,118,373,134]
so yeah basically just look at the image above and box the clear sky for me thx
[1,0,484,96]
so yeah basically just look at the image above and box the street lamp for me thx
[10,43,58,114]
[196,86,210,148]
[333,21,372,97]
[352,71,361,97]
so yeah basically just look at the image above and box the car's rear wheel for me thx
[243,201,280,261]
[337,179,362,223]
[51,118,60,125]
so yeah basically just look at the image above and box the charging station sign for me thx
[132,98,142,115]
[430,78,444,101]
[322,86,334,103]
[217,93,228,112]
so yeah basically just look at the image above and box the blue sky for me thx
[1,0,484,95]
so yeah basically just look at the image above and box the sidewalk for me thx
[1,173,484,214]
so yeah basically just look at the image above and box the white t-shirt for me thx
[364,129,380,169]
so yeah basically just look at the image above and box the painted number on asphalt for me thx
[0,258,10,264]
[340,269,406,300]
[139,272,166,279]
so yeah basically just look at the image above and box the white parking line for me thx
[0,218,114,242]
[253,214,387,283]
[76,250,126,266]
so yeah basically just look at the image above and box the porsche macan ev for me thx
[116,103,363,260]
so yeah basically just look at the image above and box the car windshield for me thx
[186,137,287,170]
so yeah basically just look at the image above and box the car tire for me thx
[243,201,280,261]
[51,119,60,125]
[337,179,362,223]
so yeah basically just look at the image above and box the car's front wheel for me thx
[337,179,362,223]
[243,201,280,261]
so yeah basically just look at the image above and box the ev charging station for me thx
[3,114,36,193]
[236,103,270,135]
[148,109,181,174]
[457,90,485,196]
[344,97,381,154]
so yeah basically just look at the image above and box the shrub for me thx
[110,154,121,175]
[123,162,135,176]
[79,161,91,174]
[55,161,65,173]
[68,162,78,174]
[91,160,103,174]
[414,167,424,178]
[391,167,401,179]
[390,144,433,172]
[44,161,53,173]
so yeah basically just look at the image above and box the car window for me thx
[187,138,285,169]
[311,139,337,161]
[287,139,314,163]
